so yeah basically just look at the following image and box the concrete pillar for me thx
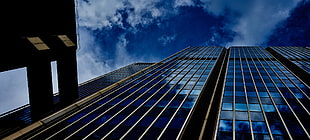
[55,35,79,106]
[26,37,54,121]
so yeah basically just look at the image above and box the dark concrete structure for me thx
[0,0,78,121]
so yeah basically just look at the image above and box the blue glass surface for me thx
[123,115,140,126]
[153,117,170,128]
[220,111,233,120]
[235,121,250,133]
[190,89,200,95]
[157,100,169,108]
[259,92,269,97]
[249,104,261,111]
[276,105,290,113]
[145,100,157,107]
[235,103,247,111]
[120,99,134,106]
[219,120,233,132]
[252,121,268,134]
[67,113,87,123]
[247,92,257,97]
[80,113,100,124]
[222,103,233,110]
[169,117,186,129]
[138,116,156,127]
[108,98,123,105]
[132,99,145,106]
[181,101,195,109]
[269,122,286,135]
[250,112,264,121]
[235,111,248,120]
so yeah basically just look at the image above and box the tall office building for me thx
[267,47,310,85]
[268,47,310,73]
[0,63,151,138]
[2,46,310,140]
[216,47,309,139]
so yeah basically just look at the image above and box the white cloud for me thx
[77,0,125,30]
[0,68,29,114]
[77,0,195,30]
[174,0,195,8]
[77,28,113,83]
[201,0,302,46]
[75,0,181,83]
[158,34,177,46]
[115,34,135,67]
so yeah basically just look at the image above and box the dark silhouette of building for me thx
[0,0,78,137]
[2,46,309,140]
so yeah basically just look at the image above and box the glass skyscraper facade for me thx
[0,63,151,138]
[2,46,310,140]
[268,47,310,73]
[6,46,224,139]
[216,47,310,139]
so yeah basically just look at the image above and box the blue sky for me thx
[76,0,309,82]
[0,0,309,114]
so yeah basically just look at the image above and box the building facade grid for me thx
[3,46,310,140]
[21,47,224,139]
[269,47,310,74]
[215,47,310,140]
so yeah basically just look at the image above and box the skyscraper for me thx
[215,47,309,139]
[0,63,151,138]
[2,46,310,140]
[267,47,310,85]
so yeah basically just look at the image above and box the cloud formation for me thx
[77,0,125,29]
[201,0,302,45]
[158,34,177,46]
[75,0,304,84]
[77,0,177,30]
[77,28,114,83]
[115,34,137,67]
[76,0,194,82]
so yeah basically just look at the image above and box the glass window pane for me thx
[250,112,264,121]
[236,133,252,140]
[235,111,248,120]
[249,104,261,111]
[219,120,233,132]
[235,121,250,133]
[252,121,268,134]
[217,132,233,140]
[269,122,287,135]
[263,105,276,112]
[222,103,233,110]
[235,103,247,111]
[220,111,233,120]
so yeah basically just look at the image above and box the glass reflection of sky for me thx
[219,120,233,132]
[217,47,310,139]
[235,121,250,133]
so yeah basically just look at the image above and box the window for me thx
[250,112,264,121]
[235,111,248,120]
[222,103,233,110]
[252,121,268,134]
[235,103,247,111]
[235,121,250,133]
[249,104,261,111]
[219,120,233,132]
[220,111,233,120]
